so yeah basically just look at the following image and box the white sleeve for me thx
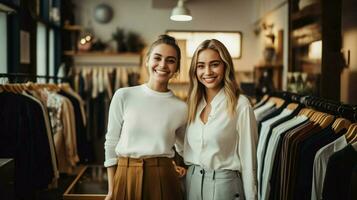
[237,105,258,200]
[104,90,124,167]
[175,124,186,156]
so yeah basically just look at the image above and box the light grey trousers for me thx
[185,165,245,200]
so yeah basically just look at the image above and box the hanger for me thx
[25,82,36,91]
[286,103,299,111]
[269,97,285,108]
[345,123,357,143]
[14,84,23,93]
[298,108,315,118]
[260,94,269,102]
[3,84,17,93]
[59,83,71,90]
[332,118,351,134]
[47,83,60,92]
[319,113,334,129]
[19,83,28,92]
[349,124,357,143]
[310,111,323,122]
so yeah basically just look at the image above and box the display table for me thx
[63,165,107,200]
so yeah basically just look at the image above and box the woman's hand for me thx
[172,161,186,177]
[104,193,112,200]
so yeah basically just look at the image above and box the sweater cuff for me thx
[104,158,118,167]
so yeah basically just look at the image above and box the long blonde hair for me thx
[187,39,240,124]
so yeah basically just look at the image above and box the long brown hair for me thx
[187,39,240,124]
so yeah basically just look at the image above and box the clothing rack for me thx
[268,91,357,122]
[0,73,69,83]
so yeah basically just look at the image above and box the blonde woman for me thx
[104,35,186,200]
[184,39,258,200]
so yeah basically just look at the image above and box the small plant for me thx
[125,31,145,52]
[112,27,127,52]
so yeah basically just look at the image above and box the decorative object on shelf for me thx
[112,27,127,52]
[93,3,113,24]
[91,39,108,52]
[255,69,275,101]
[78,29,94,52]
[261,22,276,64]
[262,22,275,45]
[287,72,316,95]
[112,28,145,53]
[263,47,276,64]
[298,0,319,10]
[125,31,145,53]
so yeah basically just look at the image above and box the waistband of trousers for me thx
[189,165,241,180]
[118,157,173,167]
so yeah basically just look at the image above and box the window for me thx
[165,30,243,83]
[167,31,242,58]
[0,12,7,73]
[49,28,55,77]
[36,22,47,82]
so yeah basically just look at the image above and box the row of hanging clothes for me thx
[254,92,357,200]
[0,73,91,199]
[68,66,141,163]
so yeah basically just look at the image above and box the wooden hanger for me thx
[261,94,269,102]
[4,84,17,93]
[25,82,36,91]
[14,84,23,93]
[19,83,28,92]
[332,118,351,134]
[298,108,315,118]
[310,111,326,123]
[319,113,334,129]
[59,83,71,90]
[46,83,60,92]
[286,103,299,111]
[316,112,327,124]
[348,124,357,144]
[345,123,357,143]
[269,97,285,108]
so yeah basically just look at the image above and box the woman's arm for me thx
[105,166,117,200]
[237,104,259,200]
[104,90,125,199]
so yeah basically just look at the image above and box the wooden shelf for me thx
[68,52,142,67]
[63,25,82,31]
[288,0,342,100]
[291,3,321,21]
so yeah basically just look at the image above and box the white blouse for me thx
[104,84,187,167]
[183,89,258,200]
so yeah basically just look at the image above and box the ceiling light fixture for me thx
[170,0,192,22]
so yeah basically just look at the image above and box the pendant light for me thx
[170,0,192,21]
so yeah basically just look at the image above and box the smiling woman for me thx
[185,39,258,200]
[104,35,187,200]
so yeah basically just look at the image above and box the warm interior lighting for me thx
[308,40,322,60]
[170,0,192,22]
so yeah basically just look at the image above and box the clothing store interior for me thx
[0,0,356,199]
